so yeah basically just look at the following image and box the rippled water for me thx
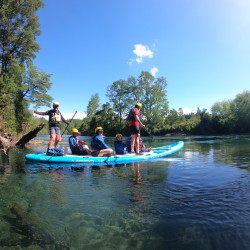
[0,135,250,249]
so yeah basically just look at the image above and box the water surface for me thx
[0,135,249,249]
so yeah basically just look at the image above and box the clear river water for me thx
[0,135,250,249]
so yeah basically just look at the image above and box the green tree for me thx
[0,0,43,76]
[231,90,250,133]
[90,103,120,136]
[22,63,53,107]
[211,100,235,133]
[0,0,53,133]
[107,71,169,134]
[106,80,131,127]
[86,93,100,117]
[79,117,91,135]
[137,71,169,132]
[193,108,213,134]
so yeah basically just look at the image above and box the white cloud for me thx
[150,67,158,76]
[62,113,86,120]
[131,44,154,64]
[178,108,196,115]
[135,57,143,63]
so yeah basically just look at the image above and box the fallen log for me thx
[15,123,45,147]
[0,123,45,153]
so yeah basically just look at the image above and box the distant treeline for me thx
[35,89,250,137]
[0,1,249,136]
[78,89,250,136]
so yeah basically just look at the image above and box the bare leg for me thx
[55,140,59,148]
[97,148,114,157]
[48,139,54,149]
[135,134,140,153]
[130,135,136,153]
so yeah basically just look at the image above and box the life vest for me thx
[127,108,141,121]
[50,111,62,123]
[127,109,135,121]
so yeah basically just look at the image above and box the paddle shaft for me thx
[142,126,154,139]
[61,111,77,137]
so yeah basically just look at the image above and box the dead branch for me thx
[0,123,46,153]
[15,123,46,147]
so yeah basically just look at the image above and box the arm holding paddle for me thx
[135,114,145,128]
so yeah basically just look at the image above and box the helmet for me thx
[136,102,142,108]
[72,128,79,133]
[53,102,60,107]
[95,126,103,133]
[116,133,122,138]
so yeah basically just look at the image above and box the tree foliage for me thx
[86,93,100,118]
[106,71,169,133]
[231,91,250,132]
[0,0,53,133]
[0,0,43,76]
[78,74,250,136]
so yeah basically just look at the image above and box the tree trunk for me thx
[0,123,45,153]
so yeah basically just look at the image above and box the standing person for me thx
[91,127,114,157]
[34,102,70,151]
[68,128,89,155]
[128,103,145,155]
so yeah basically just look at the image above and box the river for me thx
[0,135,249,249]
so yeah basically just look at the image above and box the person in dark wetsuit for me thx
[68,128,89,155]
[34,102,69,151]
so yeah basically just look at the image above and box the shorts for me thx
[129,125,140,135]
[74,146,89,155]
[50,127,61,141]
[91,150,100,156]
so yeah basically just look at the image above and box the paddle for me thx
[47,111,77,162]
[61,111,77,137]
[142,127,155,139]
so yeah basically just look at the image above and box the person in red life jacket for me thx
[68,128,89,155]
[91,127,114,157]
[114,133,128,155]
[34,102,69,151]
[128,102,145,155]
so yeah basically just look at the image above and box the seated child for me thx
[139,138,152,152]
[114,134,128,155]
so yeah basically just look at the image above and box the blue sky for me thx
[34,0,250,118]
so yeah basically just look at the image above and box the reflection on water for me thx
[0,135,250,249]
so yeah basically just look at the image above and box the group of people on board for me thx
[34,102,151,157]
